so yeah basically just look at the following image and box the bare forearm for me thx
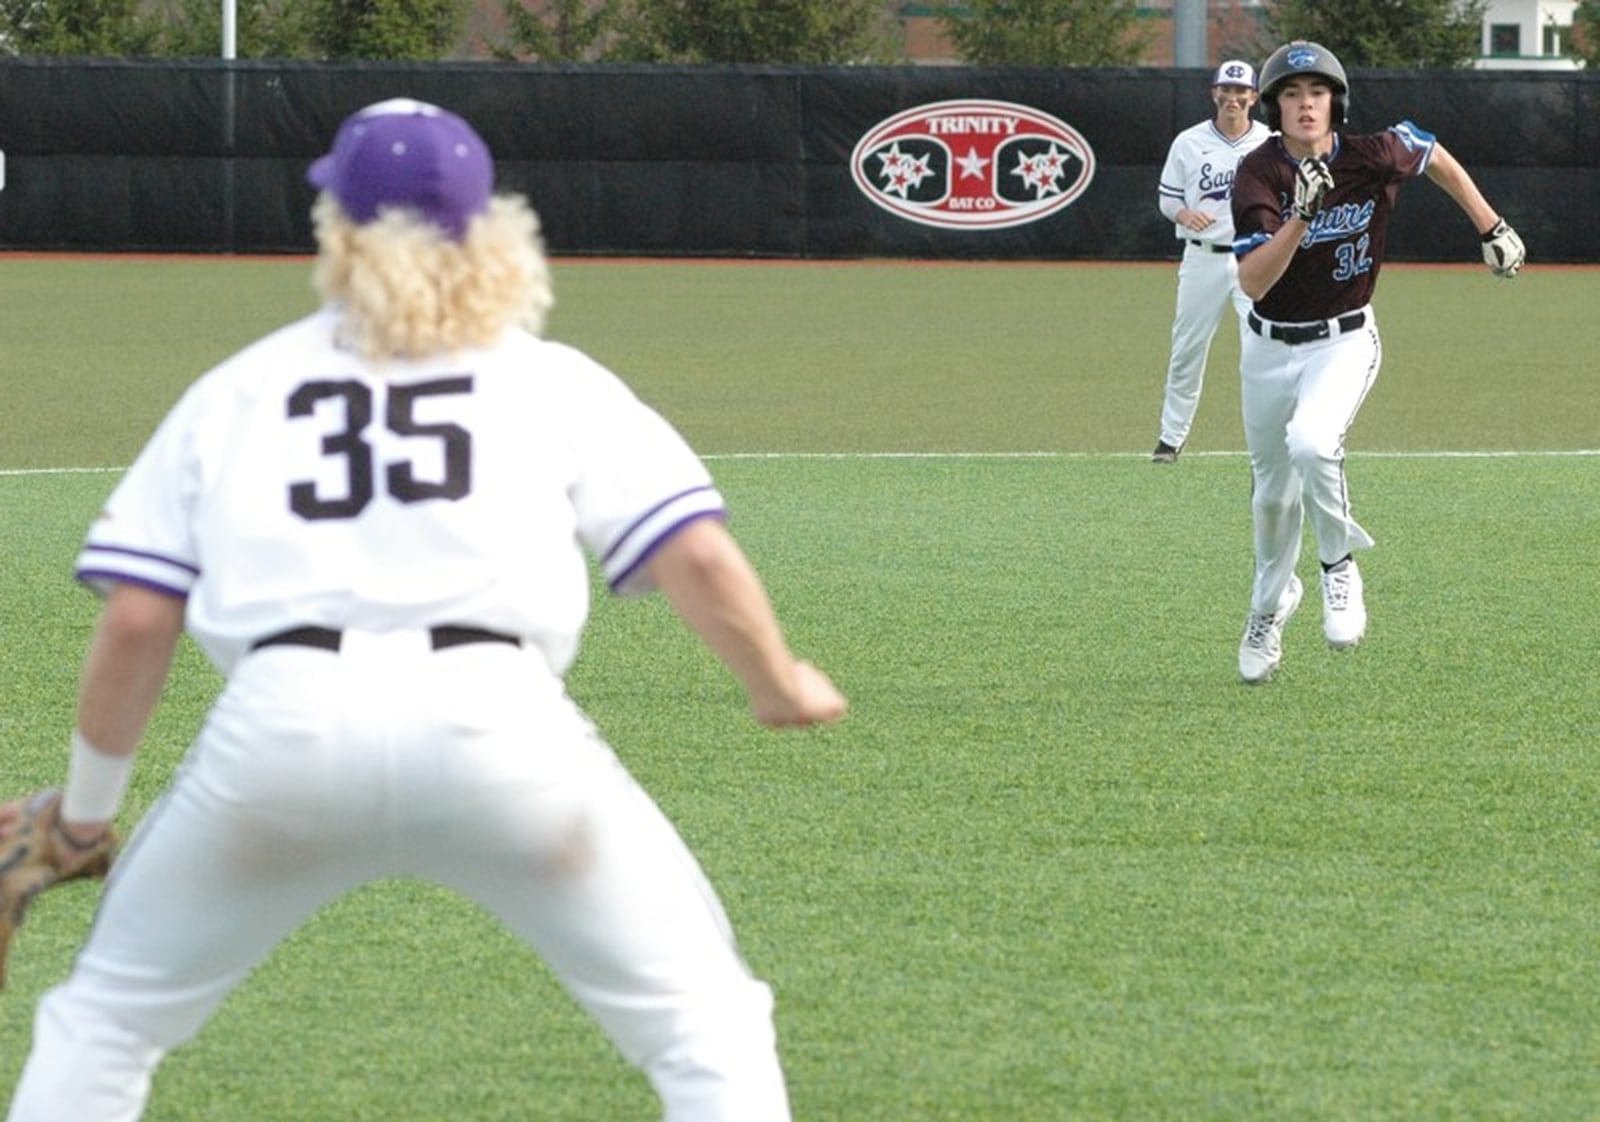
[1424,143,1500,234]
[55,585,183,838]
[648,522,796,699]
[76,586,185,755]
[1237,217,1308,301]
[646,519,845,727]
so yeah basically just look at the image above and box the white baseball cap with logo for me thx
[1212,60,1257,90]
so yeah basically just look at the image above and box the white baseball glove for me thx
[1292,156,1334,222]
[1480,219,1525,278]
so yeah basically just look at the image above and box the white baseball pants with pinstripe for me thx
[1240,308,1381,616]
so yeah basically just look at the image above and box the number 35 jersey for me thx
[76,307,726,677]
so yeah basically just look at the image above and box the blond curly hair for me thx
[311,193,554,362]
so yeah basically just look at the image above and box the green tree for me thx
[1572,0,1600,67]
[496,0,619,62]
[0,0,160,55]
[146,0,315,59]
[298,0,469,60]
[1264,0,1487,68]
[613,0,890,63]
[936,0,1153,67]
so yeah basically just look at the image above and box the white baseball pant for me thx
[1159,241,1252,448]
[6,630,788,1122]
[1240,308,1380,615]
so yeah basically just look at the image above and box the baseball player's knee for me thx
[1251,492,1298,530]
[610,973,775,1063]
[639,981,787,1120]
[1284,421,1343,468]
[52,956,227,1053]
[650,1050,790,1122]
[17,983,167,1109]
[1250,470,1299,520]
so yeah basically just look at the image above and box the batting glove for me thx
[1292,156,1334,222]
[1480,219,1525,278]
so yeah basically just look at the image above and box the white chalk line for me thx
[3,448,1599,477]
[701,450,1600,461]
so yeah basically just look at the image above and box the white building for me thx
[1205,0,1585,71]
[1477,0,1583,68]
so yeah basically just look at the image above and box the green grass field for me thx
[1,256,1596,1120]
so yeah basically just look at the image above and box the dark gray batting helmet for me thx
[1259,41,1349,130]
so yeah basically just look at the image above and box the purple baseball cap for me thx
[308,98,493,240]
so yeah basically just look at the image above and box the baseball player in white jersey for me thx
[1151,59,1271,463]
[2,98,845,1121]
[1230,43,1524,683]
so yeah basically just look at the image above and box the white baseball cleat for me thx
[1238,574,1303,684]
[1321,558,1367,649]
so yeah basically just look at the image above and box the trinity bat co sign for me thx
[849,98,1097,231]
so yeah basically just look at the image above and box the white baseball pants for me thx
[1240,310,1380,615]
[7,631,789,1122]
[1158,241,1252,448]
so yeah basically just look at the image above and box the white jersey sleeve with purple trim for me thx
[76,382,205,600]
[561,352,725,595]
[1157,118,1272,242]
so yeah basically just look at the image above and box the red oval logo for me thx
[850,99,1097,230]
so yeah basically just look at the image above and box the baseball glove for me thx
[1480,219,1525,278]
[0,789,117,989]
[1292,156,1334,221]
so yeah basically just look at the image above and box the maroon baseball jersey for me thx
[1232,122,1435,321]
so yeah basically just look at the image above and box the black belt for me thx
[250,625,522,653]
[1187,239,1232,254]
[1247,309,1366,345]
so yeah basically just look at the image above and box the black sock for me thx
[1321,554,1351,573]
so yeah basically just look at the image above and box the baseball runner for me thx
[1230,42,1525,683]
[1151,59,1272,463]
[2,98,845,1121]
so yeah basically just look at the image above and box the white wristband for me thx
[60,730,135,824]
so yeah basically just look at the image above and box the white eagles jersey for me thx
[76,308,724,677]
[1157,117,1272,247]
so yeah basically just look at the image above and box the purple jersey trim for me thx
[600,485,720,565]
[79,543,201,576]
[607,510,727,594]
[1206,121,1259,148]
[75,569,190,601]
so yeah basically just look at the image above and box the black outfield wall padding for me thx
[0,58,1595,261]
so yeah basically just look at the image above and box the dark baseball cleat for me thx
[1151,441,1182,464]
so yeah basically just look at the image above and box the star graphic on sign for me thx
[1009,142,1073,199]
[875,142,934,198]
[955,147,990,180]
